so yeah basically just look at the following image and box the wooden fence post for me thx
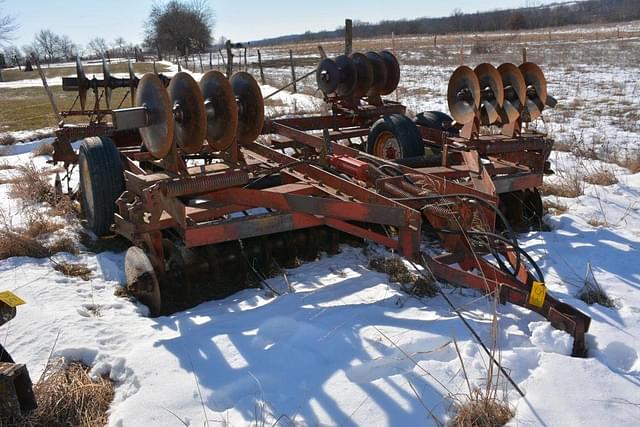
[522,47,527,63]
[199,53,204,72]
[257,49,266,84]
[225,41,233,78]
[289,50,297,93]
[345,18,353,55]
[209,51,213,69]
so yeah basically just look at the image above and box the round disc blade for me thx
[519,62,547,120]
[76,57,88,111]
[316,58,339,94]
[231,72,264,145]
[474,63,504,124]
[350,52,373,98]
[498,63,526,107]
[379,50,400,95]
[447,65,480,124]
[335,55,357,96]
[200,70,238,151]
[136,73,174,159]
[168,72,206,154]
[125,246,161,316]
[366,52,388,97]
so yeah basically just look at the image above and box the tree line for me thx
[0,0,216,68]
[252,0,640,46]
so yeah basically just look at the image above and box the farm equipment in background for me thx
[42,49,590,358]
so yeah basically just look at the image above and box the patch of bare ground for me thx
[19,360,114,427]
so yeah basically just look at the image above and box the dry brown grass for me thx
[8,162,77,216]
[583,167,618,186]
[0,207,76,260]
[578,263,615,308]
[21,360,114,427]
[542,181,584,198]
[369,255,438,297]
[9,162,58,205]
[615,152,640,174]
[0,229,77,260]
[543,199,568,215]
[52,261,92,280]
[31,143,54,157]
[448,388,513,427]
[0,133,17,146]
[0,161,16,170]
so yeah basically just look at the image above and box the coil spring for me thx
[163,170,249,196]
[423,203,456,218]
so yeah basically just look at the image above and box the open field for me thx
[1,19,640,427]
[0,62,170,133]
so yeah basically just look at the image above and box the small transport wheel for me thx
[414,111,458,134]
[125,246,162,316]
[367,114,424,160]
[78,137,125,236]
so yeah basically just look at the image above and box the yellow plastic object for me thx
[0,290,26,307]
[528,281,546,308]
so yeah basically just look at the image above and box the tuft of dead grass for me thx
[578,263,615,308]
[448,388,514,427]
[542,172,584,198]
[0,161,15,170]
[583,167,618,186]
[31,143,54,157]
[543,199,568,215]
[0,133,16,146]
[52,261,92,281]
[369,255,438,297]
[21,360,114,427]
[0,229,77,260]
[9,162,57,205]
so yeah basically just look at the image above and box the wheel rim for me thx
[373,130,401,160]
[80,156,94,223]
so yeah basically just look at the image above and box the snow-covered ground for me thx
[1,26,640,426]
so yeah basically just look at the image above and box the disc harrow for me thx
[44,55,590,357]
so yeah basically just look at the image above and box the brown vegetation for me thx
[448,388,513,427]
[52,261,92,280]
[21,360,114,427]
[368,255,438,297]
[542,173,584,198]
[0,133,16,146]
[583,167,618,186]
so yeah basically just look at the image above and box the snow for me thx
[1,26,640,426]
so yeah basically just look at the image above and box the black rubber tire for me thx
[78,137,125,237]
[366,114,424,160]
[414,111,457,134]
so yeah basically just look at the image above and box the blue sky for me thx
[4,0,563,48]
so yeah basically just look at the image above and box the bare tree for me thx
[112,36,129,57]
[87,37,108,57]
[58,35,76,61]
[3,44,19,63]
[0,0,17,45]
[34,29,61,65]
[144,0,215,58]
